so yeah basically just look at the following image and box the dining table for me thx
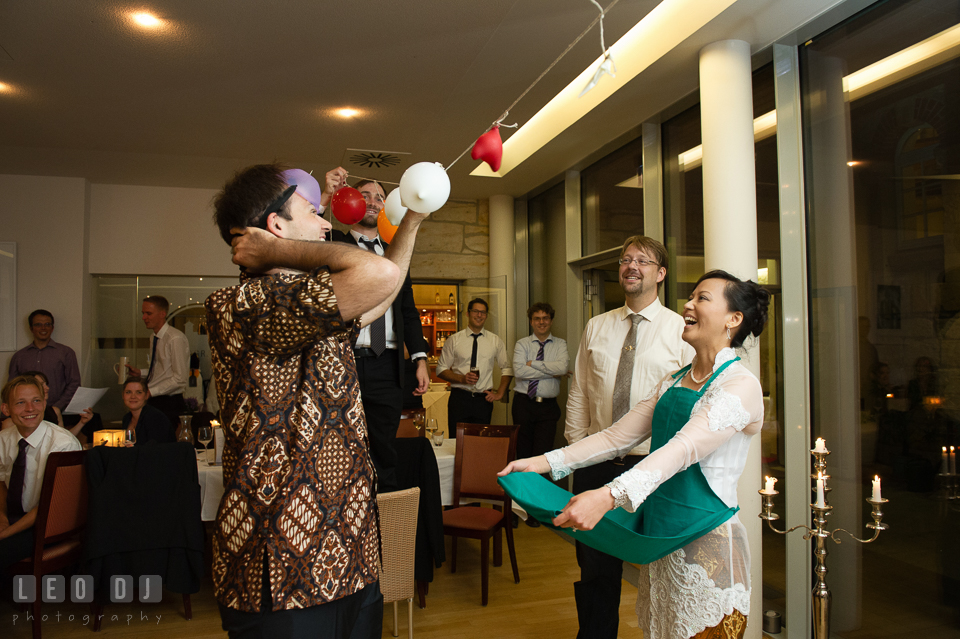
[196,450,223,521]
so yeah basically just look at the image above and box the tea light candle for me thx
[871,475,881,501]
[816,472,826,508]
[813,438,828,453]
[943,446,950,474]
[762,476,777,494]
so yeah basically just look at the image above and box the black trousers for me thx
[218,570,381,639]
[148,393,187,430]
[0,527,33,575]
[447,388,493,431]
[572,456,644,639]
[354,349,403,493]
[511,394,561,460]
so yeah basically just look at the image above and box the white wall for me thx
[89,184,234,277]
[0,175,90,379]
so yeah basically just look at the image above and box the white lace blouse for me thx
[544,347,763,638]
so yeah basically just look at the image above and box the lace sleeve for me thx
[545,449,572,480]
[691,385,752,432]
[607,468,663,511]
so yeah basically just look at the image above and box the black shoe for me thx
[524,517,541,528]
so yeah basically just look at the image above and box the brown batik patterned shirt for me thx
[205,267,379,612]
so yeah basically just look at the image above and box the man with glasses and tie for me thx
[437,297,513,429]
[125,295,190,429]
[321,168,431,493]
[511,302,568,528]
[0,375,80,573]
[564,235,693,639]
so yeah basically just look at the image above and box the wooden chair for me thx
[378,487,421,638]
[442,423,519,606]
[397,407,426,438]
[9,450,88,639]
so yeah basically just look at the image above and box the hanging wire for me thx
[445,0,622,171]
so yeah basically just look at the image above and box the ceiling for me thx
[0,0,848,200]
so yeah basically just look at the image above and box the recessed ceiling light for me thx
[0,82,10,93]
[131,12,162,28]
[335,108,361,119]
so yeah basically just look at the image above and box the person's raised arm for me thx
[230,227,401,322]
[359,210,430,323]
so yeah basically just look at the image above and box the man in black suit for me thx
[323,168,430,492]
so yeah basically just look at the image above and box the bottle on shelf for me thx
[435,291,440,303]
[449,293,455,304]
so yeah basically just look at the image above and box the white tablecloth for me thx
[196,452,223,522]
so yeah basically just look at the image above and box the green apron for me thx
[499,357,741,564]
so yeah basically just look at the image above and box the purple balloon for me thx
[281,169,323,211]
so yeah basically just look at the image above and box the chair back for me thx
[32,450,88,550]
[377,487,420,604]
[452,424,518,504]
[397,407,426,438]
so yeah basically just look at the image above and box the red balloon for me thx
[471,125,503,172]
[331,187,366,225]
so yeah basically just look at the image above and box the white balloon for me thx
[384,188,408,225]
[399,162,450,214]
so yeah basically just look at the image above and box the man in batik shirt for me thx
[206,163,428,639]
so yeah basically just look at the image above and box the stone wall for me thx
[332,199,489,282]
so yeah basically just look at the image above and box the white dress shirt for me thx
[437,328,514,392]
[512,333,569,398]
[565,297,694,454]
[349,230,426,359]
[0,420,81,514]
[147,322,190,397]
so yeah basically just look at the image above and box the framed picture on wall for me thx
[877,284,901,330]
[0,243,16,351]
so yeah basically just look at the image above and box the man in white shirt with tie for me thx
[324,171,431,493]
[0,375,81,572]
[512,302,568,529]
[437,298,513,429]
[126,295,190,429]
[565,235,693,639]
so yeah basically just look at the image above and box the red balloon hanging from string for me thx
[331,187,366,225]
[471,125,503,172]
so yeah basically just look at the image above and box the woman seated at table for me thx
[116,377,175,446]
[500,270,769,639]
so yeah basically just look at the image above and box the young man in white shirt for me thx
[437,298,513,429]
[0,375,81,572]
[564,235,694,639]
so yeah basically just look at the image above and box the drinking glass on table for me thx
[426,418,438,444]
[198,425,214,464]
[124,428,137,448]
[431,429,444,447]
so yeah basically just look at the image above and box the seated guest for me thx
[115,378,175,446]
[0,371,94,439]
[0,375,81,571]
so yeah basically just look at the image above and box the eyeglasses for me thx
[32,322,53,328]
[618,257,659,268]
[470,310,488,316]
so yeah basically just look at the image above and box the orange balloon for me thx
[377,208,397,243]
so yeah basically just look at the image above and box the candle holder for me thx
[759,448,888,639]
[937,473,958,500]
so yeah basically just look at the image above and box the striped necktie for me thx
[527,339,548,398]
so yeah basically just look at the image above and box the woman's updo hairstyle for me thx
[695,269,770,348]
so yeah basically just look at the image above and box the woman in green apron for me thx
[500,270,769,639]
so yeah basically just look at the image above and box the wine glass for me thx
[198,425,213,464]
[413,412,425,432]
[426,418,438,444]
[124,428,137,448]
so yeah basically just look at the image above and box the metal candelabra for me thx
[758,448,889,639]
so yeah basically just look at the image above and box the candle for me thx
[211,420,220,428]
[943,446,950,474]
[871,475,881,501]
[951,446,956,475]
[816,472,825,508]
[763,476,777,494]
[813,438,828,453]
